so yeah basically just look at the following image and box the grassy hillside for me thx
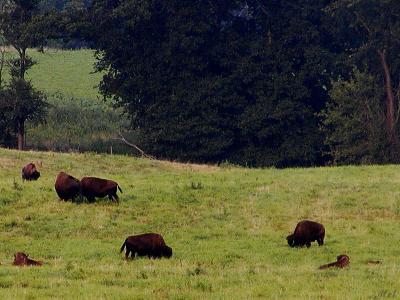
[1,48,132,153]
[0,148,399,299]
[3,49,101,100]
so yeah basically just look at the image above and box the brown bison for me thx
[319,254,350,269]
[120,233,173,259]
[81,177,122,203]
[55,172,81,201]
[287,220,325,248]
[21,163,40,181]
[13,252,43,266]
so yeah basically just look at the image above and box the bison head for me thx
[162,246,173,258]
[286,234,295,247]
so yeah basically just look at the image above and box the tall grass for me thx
[0,148,399,299]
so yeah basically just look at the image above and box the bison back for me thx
[81,177,118,197]
[126,233,166,252]
[294,220,324,241]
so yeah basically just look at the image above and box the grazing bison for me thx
[81,177,122,203]
[55,172,81,201]
[287,220,325,248]
[13,252,42,266]
[21,163,40,181]
[319,254,350,269]
[120,233,173,259]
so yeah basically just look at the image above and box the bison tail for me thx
[118,185,123,193]
[120,240,126,253]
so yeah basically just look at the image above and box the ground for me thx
[0,148,399,299]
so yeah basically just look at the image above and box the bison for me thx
[21,163,40,181]
[120,233,173,259]
[319,254,350,269]
[81,177,122,203]
[13,252,43,266]
[55,172,81,201]
[287,220,325,248]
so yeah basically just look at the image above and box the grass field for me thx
[1,48,131,153]
[3,49,101,100]
[0,148,399,299]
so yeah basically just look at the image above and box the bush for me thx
[25,93,137,154]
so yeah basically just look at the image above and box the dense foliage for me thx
[0,0,50,150]
[2,0,400,166]
[322,70,387,164]
[324,0,400,164]
[89,0,343,166]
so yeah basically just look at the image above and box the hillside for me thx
[0,148,399,299]
[3,49,101,100]
[1,49,131,153]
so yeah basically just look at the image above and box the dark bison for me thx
[81,177,122,203]
[120,233,173,259]
[319,254,350,269]
[55,172,81,201]
[287,220,325,248]
[21,163,40,181]
[13,252,43,266]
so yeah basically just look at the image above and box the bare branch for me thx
[116,132,156,160]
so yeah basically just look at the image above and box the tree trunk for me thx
[17,119,25,150]
[0,47,4,88]
[20,48,26,79]
[378,49,395,135]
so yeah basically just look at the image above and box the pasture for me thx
[3,49,101,101]
[0,148,399,299]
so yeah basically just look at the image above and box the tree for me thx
[89,0,247,163]
[322,70,389,164]
[0,79,48,150]
[328,0,400,148]
[0,0,51,149]
[87,0,343,166]
[229,0,343,167]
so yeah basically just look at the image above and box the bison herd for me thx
[54,171,122,203]
[17,162,377,270]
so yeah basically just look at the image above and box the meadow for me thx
[3,48,101,100]
[0,148,399,299]
[2,48,132,153]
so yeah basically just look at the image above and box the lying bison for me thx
[81,177,122,203]
[287,220,325,248]
[319,254,350,269]
[13,252,42,266]
[22,163,40,181]
[120,233,173,259]
[55,172,81,201]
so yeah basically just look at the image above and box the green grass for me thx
[2,48,131,153]
[3,49,101,100]
[0,148,399,299]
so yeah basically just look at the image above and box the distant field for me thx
[3,49,102,100]
[1,48,131,153]
[0,148,399,299]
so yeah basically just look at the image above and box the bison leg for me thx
[306,241,311,248]
[112,193,119,203]
[108,193,118,203]
[317,238,324,246]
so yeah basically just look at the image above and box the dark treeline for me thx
[1,0,400,167]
